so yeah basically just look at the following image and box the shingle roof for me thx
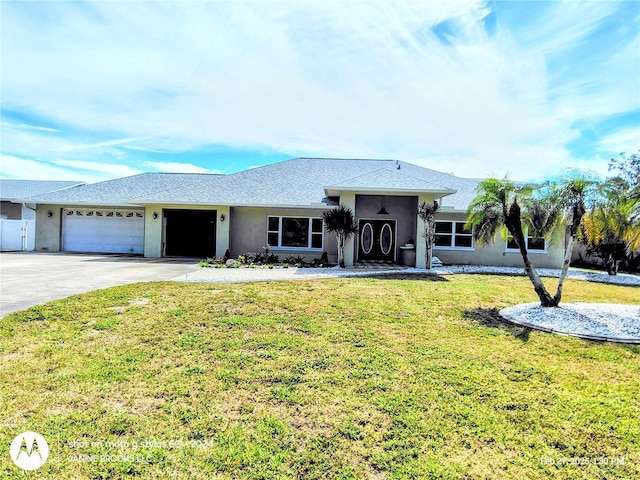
[22,173,212,207]
[325,168,454,193]
[130,158,476,209]
[21,158,480,211]
[0,180,85,201]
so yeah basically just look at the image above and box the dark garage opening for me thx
[164,209,217,258]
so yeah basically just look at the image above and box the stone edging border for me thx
[499,308,640,345]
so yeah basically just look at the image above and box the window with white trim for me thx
[506,232,546,252]
[267,216,324,250]
[434,221,474,249]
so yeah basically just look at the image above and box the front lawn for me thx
[1,275,638,479]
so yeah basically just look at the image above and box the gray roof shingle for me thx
[325,168,454,193]
[0,180,85,201]
[22,158,480,211]
[130,158,477,210]
[22,173,213,207]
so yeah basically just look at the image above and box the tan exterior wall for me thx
[339,193,356,267]
[230,206,336,263]
[143,205,230,258]
[415,193,438,268]
[35,205,64,251]
[433,211,565,269]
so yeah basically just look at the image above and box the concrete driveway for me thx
[0,252,198,317]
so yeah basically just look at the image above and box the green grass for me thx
[1,274,638,479]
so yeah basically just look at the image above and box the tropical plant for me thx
[466,176,589,307]
[531,175,590,303]
[417,200,439,269]
[610,149,640,226]
[322,205,358,268]
[609,150,640,188]
[581,178,640,275]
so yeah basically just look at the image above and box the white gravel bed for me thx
[173,264,640,287]
[500,303,640,343]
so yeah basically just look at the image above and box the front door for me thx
[358,219,396,262]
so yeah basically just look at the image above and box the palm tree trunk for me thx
[508,216,555,306]
[337,234,345,268]
[519,244,556,307]
[552,233,573,305]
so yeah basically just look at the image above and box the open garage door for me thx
[62,208,144,254]
[163,209,216,257]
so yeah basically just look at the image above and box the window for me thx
[267,216,323,250]
[434,221,474,249]
[506,233,546,252]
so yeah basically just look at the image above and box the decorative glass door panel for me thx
[358,220,396,261]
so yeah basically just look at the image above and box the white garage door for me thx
[62,208,144,254]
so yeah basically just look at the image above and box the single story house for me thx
[22,158,564,268]
[1,180,85,220]
[0,180,85,251]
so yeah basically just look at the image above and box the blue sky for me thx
[1,0,638,183]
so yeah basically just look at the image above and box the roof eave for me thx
[31,201,138,207]
[125,199,333,209]
[324,186,456,197]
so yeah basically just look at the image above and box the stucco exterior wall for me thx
[433,211,565,269]
[230,206,337,263]
[339,193,356,267]
[35,205,63,251]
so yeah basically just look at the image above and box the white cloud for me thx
[51,160,142,179]
[56,137,143,152]
[1,1,637,181]
[598,128,640,154]
[0,121,60,133]
[0,154,85,181]
[143,161,218,174]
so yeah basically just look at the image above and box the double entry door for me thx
[358,219,396,262]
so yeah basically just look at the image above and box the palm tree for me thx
[581,179,640,275]
[532,177,588,304]
[322,205,358,268]
[417,200,439,269]
[466,177,588,307]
